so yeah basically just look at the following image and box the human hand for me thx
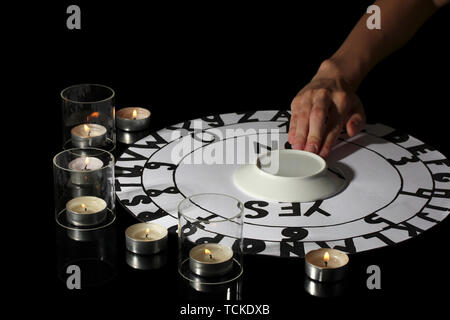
[288,60,366,158]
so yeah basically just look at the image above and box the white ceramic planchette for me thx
[233,149,347,203]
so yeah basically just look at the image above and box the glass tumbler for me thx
[178,193,244,290]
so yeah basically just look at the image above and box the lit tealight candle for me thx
[66,196,107,227]
[125,223,168,255]
[116,107,151,132]
[68,156,103,171]
[189,243,233,277]
[71,123,107,148]
[305,248,349,282]
[68,156,104,185]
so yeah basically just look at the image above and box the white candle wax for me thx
[116,107,151,120]
[190,243,233,264]
[71,123,107,138]
[68,156,103,171]
[305,248,348,269]
[66,196,107,214]
[128,223,167,241]
[68,156,103,185]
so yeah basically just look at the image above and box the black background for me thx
[10,1,449,317]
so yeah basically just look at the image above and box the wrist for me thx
[314,57,366,92]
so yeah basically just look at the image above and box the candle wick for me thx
[209,254,213,260]
[324,261,328,267]
[88,130,91,137]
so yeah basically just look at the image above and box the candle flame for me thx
[132,109,138,119]
[145,228,150,235]
[81,203,86,211]
[324,251,330,262]
[83,124,90,133]
[84,157,90,165]
[204,248,211,255]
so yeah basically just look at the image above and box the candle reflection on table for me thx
[304,277,348,298]
[125,251,167,270]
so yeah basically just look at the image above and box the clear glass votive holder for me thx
[61,83,116,151]
[178,193,244,288]
[53,148,115,231]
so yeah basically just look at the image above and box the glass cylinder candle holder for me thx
[178,193,244,289]
[61,84,116,151]
[53,148,115,231]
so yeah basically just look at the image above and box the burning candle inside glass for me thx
[189,244,233,277]
[68,155,104,185]
[68,156,103,171]
[71,123,107,148]
[65,196,107,226]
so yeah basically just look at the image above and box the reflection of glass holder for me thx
[178,193,244,288]
[56,208,116,232]
[187,271,242,294]
[53,148,115,231]
[179,256,243,288]
[59,258,117,288]
[177,271,243,297]
[61,84,116,151]
[63,138,116,152]
[65,225,111,242]
[56,224,118,288]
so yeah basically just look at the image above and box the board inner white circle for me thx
[174,133,402,228]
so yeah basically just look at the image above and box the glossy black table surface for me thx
[14,2,449,317]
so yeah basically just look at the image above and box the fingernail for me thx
[293,143,304,150]
[319,149,329,158]
[305,144,318,153]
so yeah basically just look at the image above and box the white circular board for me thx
[115,110,450,257]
